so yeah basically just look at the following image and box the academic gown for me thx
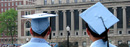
[90,39,117,47]
[20,37,51,47]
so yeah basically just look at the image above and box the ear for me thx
[47,27,51,35]
[30,27,33,35]
[86,28,90,35]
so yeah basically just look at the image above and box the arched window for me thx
[26,21,31,28]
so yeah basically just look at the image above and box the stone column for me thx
[70,10,75,36]
[18,10,21,44]
[63,10,67,36]
[113,7,118,35]
[122,6,127,34]
[78,9,82,36]
[55,10,59,37]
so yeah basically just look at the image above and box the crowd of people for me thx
[0,44,21,47]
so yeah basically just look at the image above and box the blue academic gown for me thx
[90,39,117,47]
[20,37,51,47]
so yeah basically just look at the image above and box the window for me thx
[12,2,14,6]
[128,31,130,34]
[16,2,17,6]
[118,40,122,44]
[84,32,86,35]
[5,3,7,7]
[82,41,87,47]
[26,31,31,36]
[26,21,31,28]
[44,0,47,5]
[1,8,3,12]
[60,33,63,36]
[51,11,56,31]
[59,11,63,30]
[117,7,123,28]
[51,0,54,4]
[1,3,3,7]
[25,11,31,15]
[74,10,79,30]
[126,6,130,28]
[59,0,62,4]
[19,2,21,5]
[8,3,10,6]
[66,10,71,30]
[118,31,122,34]
[53,33,55,36]
[82,9,86,29]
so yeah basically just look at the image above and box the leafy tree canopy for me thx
[0,9,17,36]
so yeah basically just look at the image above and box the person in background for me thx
[20,13,57,47]
[80,2,119,47]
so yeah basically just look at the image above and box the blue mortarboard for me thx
[80,2,119,35]
[23,13,57,34]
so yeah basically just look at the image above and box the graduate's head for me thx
[79,2,119,47]
[22,13,57,39]
[85,23,108,41]
[30,18,51,38]
[30,26,51,38]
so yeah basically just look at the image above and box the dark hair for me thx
[86,23,109,47]
[32,27,50,37]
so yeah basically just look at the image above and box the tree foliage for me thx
[0,9,17,44]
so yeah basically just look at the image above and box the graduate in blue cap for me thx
[20,13,57,47]
[80,2,119,47]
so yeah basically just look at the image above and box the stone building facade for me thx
[18,0,130,47]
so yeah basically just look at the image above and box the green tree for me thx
[0,9,17,44]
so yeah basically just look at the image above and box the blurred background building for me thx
[1,0,130,47]
[0,0,35,44]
